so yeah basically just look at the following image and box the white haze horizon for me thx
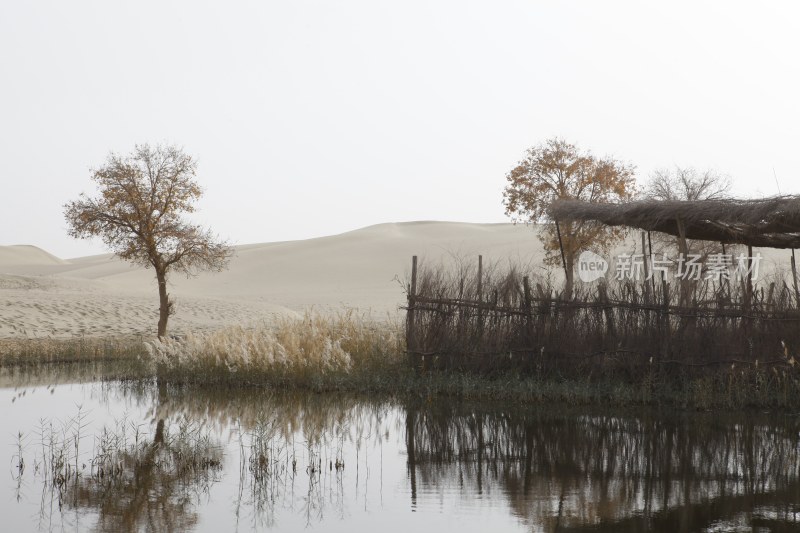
[2,1,799,258]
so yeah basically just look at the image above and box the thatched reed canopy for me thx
[549,195,800,249]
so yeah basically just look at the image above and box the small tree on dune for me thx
[64,144,232,338]
[502,138,636,295]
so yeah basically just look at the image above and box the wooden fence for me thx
[405,255,800,375]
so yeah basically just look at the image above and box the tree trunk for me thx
[156,269,170,338]
[564,253,574,298]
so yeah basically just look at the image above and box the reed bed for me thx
[145,311,406,388]
[0,335,147,364]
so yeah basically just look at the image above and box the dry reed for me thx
[145,311,405,386]
[0,336,147,364]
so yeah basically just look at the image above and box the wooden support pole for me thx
[676,217,690,306]
[661,273,670,358]
[641,232,650,298]
[720,242,730,301]
[792,249,800,308]
[675,218,688,256]
[746,245,754,307]
[407,255,418,367]
[648,231,655,295]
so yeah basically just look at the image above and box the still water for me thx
[1,364,799,532]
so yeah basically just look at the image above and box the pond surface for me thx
[2,364,800,532]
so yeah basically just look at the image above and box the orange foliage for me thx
[502,138,636,290]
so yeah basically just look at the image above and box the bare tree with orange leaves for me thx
[502,138,636,295]
[64,144,232,337]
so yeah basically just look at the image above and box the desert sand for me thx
[0,222,548,338]
[1,221,793,339]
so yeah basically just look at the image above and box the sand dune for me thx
[0,245,66,266]
[1,221,795,339]
[0,222,544,338]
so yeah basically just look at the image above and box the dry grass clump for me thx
[145,311,404,385]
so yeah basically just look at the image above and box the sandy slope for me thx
[0,222,545,338]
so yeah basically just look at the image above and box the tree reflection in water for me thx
[404,401,800,531]
[16,378,800,532]
[51,382,223,533]
[28,383,391,532]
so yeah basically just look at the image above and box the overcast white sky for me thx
[1,1,799,258]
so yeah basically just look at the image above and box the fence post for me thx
[477,255,483,302]
[523,276,532,313]
[407,255,418,368]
